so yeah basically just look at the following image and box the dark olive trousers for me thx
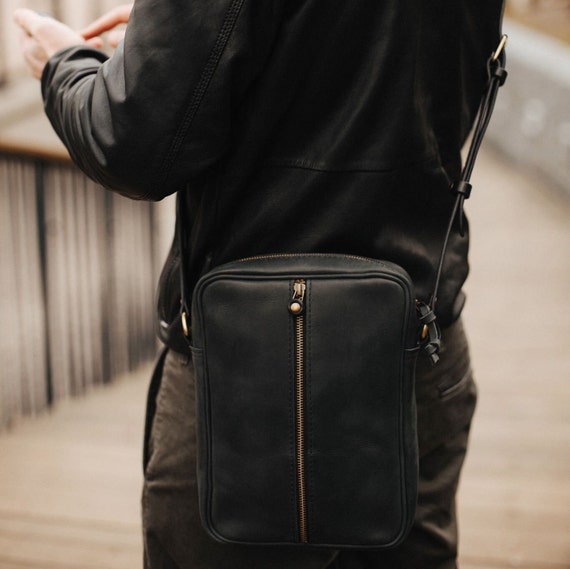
[142,319,476,569]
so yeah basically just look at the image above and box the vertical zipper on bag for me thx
[289,279,308,543]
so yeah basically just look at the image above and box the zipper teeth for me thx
[236,252,385,264]
[295,313,308,543]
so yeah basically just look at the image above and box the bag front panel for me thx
[192,256,418,548]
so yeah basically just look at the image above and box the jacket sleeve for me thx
[41,0,285,200]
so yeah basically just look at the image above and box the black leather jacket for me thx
[42,0,504,353]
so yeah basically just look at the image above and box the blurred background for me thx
[0,1,568,567]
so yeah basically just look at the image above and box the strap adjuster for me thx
[451,180,472,200]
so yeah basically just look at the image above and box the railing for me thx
[0,149,172,429]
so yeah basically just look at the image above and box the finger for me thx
[80,4,132,39]
[13,8,44,37]
[108,30,126,48]
[16,11,85,60]
[85,37,104,49]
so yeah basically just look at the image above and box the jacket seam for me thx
[150,0,247,196]
[265,155,440,174]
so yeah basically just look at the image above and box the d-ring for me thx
[491,34,508,62]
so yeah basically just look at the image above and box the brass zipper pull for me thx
[289,279,306,315]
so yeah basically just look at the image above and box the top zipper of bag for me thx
[235,252,395,268]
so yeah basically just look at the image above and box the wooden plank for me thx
[462,558,569,569]
[0,512,140,550]
[0,366,149,567]
[458,145,570,569]
[460,505,570,566]
[0,534,140,569]
[0,370,148,525]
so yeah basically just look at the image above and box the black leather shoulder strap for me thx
[178,36,509,359]
[419,35,508,364]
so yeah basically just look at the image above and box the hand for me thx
[14,9,86,80]
[80,4,133,49]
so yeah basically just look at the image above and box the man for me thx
[15,1,504,567]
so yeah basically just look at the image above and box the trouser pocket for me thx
[415,319,477,456]
[438,367,472,400]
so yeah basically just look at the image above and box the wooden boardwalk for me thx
[0,146,568,568]
[458,147,570,569]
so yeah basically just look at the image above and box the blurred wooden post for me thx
[0,148,172,429]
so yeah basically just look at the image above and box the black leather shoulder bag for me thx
[178,40,507,549]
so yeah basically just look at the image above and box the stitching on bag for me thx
[202,339,215,535]
[396,348,408,543]
[307,280,315,539]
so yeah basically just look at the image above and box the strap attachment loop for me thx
[416,302,441,366]
[420,34,508,364]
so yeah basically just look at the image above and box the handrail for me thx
[0,102,71,163]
